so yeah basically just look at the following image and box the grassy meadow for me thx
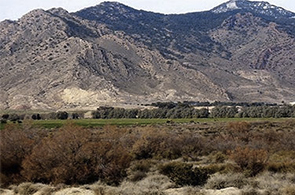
[1,117,291,129]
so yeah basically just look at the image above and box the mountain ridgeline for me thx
[1,0,295,110]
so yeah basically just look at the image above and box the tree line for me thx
[1,104,295,123]
[91,104,295,119]
[0,111,81,124]
[91,105,210,119]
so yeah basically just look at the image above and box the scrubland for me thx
[1,119,295,194]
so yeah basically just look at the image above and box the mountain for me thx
[0,0,295,110]
[212,0,295,18]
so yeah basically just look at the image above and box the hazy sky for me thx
[0,0,294,21]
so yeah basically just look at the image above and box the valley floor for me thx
[1,119,295,195]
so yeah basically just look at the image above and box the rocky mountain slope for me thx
[0,0,295,110]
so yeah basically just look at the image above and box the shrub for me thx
[227,122,250,133]
[21,124,91,184]
[128,160,152,182]
[0,173,9,187]
[280,132,295,151]
[180,133,209,159]
[130,160,152,173]
[131,128,182,160]
[209,151,227,163]
[229,147,268,176]
[21,124,131,185]
[159,162,209,186]
[97,143,132,185]
[0,124,39,185]
[129,171,147,182]
[227,122,252,143]
[132,128,208,160]
[203,163,234,175]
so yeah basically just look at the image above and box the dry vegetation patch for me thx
[1,119,295,194]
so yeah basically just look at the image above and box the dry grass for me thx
[8,182,57,195]
[254,172,295,193]
[1,172,295,195]
[205,173,250,190]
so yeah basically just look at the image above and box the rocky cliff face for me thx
[1,0,295,110]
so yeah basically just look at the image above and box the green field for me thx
[1,117,293,129]
[34,118,212,128]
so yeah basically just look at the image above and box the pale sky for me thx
[0,0,294,21]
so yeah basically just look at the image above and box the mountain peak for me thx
[75,1,141,21]
[211,0,295,18]
[48,7,69,16]
[225,0,240,10]
[100,1,126,6]
[79,1,136,14]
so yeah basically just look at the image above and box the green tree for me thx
[56,111,68,120]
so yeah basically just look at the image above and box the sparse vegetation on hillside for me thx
[1,1,295,110]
